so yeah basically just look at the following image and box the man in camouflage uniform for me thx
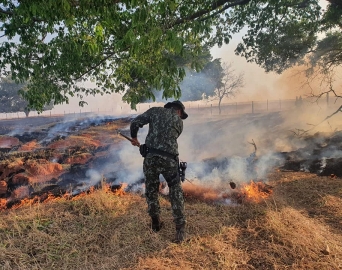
[130,100,188,243]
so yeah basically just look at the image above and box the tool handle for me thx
[118,132,140,147]
[118,132,133,142]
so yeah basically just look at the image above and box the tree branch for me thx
[72,52,118,81]
[174,0,252,26]
[248,139,257,153]
[292,104,342,137]
[292,81,342,137]
[0,7,13,16]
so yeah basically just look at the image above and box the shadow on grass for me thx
[272,171,342,233]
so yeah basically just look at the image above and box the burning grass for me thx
[182,180,273,205]
[0,171,342,269]
[1,114,342,269]
[0,117,131,200]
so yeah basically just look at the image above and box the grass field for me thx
[1,108,342,269]
[1,170,342,270]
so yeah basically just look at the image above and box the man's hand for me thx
[131,137,140,147]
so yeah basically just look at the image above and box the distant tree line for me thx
[0,76,53,117]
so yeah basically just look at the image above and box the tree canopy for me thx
[308,0,342,73]
[0,75,53,116]
[179,58,224,102]
[0,0,322,110]
[143,50,224,102]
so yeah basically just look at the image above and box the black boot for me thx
[174,223,186,243]
[151,216,163,232]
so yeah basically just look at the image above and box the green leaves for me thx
[230,0,321,73]
[0,0,326,110]
[0,75,53,114]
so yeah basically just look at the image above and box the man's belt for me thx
[148,147,178,160]
[139,144,178,160]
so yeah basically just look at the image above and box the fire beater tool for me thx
[118,131,140,147]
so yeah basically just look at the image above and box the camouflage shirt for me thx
[130,107,183,156]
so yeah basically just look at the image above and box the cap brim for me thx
[181,112,188,120]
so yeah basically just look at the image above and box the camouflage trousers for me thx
[143,155,186,226]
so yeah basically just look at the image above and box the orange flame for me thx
[112,183,128,196]
[241,180,273,203]
[0,182,129,211]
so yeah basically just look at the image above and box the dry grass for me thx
[1,171,342,270]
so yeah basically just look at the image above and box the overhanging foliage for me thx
[0,0,322,110]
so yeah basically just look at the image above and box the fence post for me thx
[252,101,254,114]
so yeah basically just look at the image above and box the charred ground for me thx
[0,114,134,208]
[1,111,342,208]
[0,111,342,269]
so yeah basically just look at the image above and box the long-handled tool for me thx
[118,131,140,147]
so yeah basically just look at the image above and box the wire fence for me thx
[0,96,332,120]
[185,99,296,115]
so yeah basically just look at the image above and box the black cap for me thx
[164,100,188,119]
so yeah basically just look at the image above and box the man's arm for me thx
[130,108,152,139]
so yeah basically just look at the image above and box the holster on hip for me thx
[139,144,149,158]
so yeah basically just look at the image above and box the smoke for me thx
[65,94,342,194]
[111,108,291,190]
[176,97,342,188]
[70,169,103,195]
[140,67,217,103]
[41,114,123,145]
[111,143,144,184]
[7,124,36,137]
[255,152,283,179]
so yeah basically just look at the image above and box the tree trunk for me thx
[218,98,222,115]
